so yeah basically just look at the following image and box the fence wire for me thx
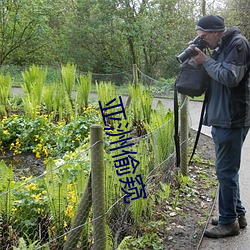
[0,68,191,250]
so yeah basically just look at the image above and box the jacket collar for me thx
[221,26,241,46]
[212,26,241,58]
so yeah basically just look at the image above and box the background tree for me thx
[220,0,250,39]
[0,0,236,80]
[0,0,49,65]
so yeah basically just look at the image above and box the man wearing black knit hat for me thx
[192,15,250,238]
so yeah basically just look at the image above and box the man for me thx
[192,15,250,238]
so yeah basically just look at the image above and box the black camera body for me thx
[176,36,208,63]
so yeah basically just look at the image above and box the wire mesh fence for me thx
[0,65,190,249]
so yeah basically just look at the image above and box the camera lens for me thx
[176,45,198,63]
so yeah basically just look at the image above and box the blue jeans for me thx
[211,126,249,225]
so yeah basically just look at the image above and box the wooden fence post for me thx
[180,94,188,176]
[133,63,138,86]
[91,124,106,250]
[126,64,138,108]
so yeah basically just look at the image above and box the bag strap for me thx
[174,80,180,168]
[189,91,208,164]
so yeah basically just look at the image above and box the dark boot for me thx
[211,214,247,229]
[204,222,240,238]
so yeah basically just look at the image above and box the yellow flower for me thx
[32,193,42,201]
[71,195,76,204]
[65,205,74,218]
[36,152,41,159]
[14,149,22,155]
[12,207,17,212]
[26,183,37,191]
[3,130,9,135]
[43,147,49,157]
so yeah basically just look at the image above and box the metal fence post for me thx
[180,94,189,176]
[91,124,106,250]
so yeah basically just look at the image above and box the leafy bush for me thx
[0,107,99,158]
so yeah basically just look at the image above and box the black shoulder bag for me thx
[174,58,210,168]
[175,58,208,97]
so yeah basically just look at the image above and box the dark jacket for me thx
[203,26,250,128]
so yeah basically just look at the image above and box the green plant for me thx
[60,62,76,102]
[0,73,12,117]
[157,182,171,203]
[178,173,191,189]
[43,159,69,222]
[145,100,174,164]
[76,72,92,111]
[128,83,153,126]
[13,233,49,250]
[96,81,118,127]
[117,233,163,250]
[0,161,15,222]
[12,177,49,241]
[172,190,180,210]
[96,81,117,106]
[43,84,56,114]
[21,65,47,118]
[0,110,99,158]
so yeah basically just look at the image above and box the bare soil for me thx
[160,130,217,250]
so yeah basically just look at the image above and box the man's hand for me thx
[192,47,207,64]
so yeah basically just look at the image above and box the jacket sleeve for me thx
[203,37,250,88]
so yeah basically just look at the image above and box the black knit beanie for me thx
[195,15,225,32]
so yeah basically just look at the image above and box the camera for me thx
[176,36,208,64]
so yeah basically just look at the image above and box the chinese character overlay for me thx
[99,96,147,203]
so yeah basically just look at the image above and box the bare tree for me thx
[0,0,48,65]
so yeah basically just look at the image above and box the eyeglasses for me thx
[198,32,214,40]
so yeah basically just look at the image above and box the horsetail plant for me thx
[0,161,14,223]
[43,159,69,239]
[145,100,174,164]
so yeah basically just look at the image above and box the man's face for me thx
[196,30,221,49]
